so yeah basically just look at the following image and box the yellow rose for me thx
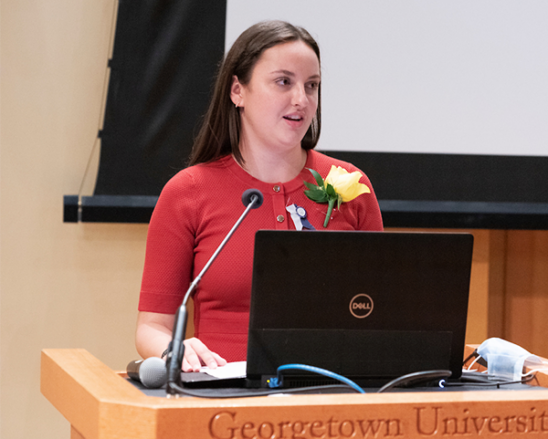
[304,166,372,228]
[324,166,370,202]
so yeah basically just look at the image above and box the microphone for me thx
[241,188,264,209]
[127,357,167,388]
[165,188,264,395]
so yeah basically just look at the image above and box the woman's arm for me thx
[135,311,227,372]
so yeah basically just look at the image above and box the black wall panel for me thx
[94,0,227,195]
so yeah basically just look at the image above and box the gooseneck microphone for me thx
[165,188,264,395]
[127,357,168,388]
[241,188,264,209]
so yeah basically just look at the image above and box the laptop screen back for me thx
[246,230,473,387]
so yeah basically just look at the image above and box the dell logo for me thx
[349,294,374,319]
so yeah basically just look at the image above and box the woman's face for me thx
[231,40,320,154]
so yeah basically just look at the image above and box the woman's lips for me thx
[283,114,303,121]
[283,114,305,126]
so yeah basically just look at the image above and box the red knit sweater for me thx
[138,150,383,361]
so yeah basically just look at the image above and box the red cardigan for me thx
[138,150,383,361]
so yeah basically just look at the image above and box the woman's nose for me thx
[292,85,308,107]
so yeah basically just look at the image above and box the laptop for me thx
[245,230,473,388]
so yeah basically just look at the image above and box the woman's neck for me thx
[238,146,308,183]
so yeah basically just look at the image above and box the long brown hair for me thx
[188,20,321,166]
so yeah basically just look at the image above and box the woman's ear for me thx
[230,75,244,108]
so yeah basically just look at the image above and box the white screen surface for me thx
[226,1,548,156]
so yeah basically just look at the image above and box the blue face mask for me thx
[476,337,542,381]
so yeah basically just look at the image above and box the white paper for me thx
[200,361,247,379]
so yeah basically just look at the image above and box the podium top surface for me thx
[41,348,548,439]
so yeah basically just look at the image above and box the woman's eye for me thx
[277,77,291,86]
[307,82,320,91]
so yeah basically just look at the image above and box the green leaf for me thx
[325,183,337,198]
[304,188,328,203]
[307,168,325,187]
[303,180,319,191]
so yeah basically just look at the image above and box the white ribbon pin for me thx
[286,204,315,230]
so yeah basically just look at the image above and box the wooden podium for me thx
[41,348,548,439]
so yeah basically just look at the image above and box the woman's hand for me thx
[136,311,227,372]
[182,337,227,372]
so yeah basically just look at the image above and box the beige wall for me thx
[1,1,146,437]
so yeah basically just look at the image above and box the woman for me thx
[136,21,383,372]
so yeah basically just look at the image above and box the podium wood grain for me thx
[42,348,548,439]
